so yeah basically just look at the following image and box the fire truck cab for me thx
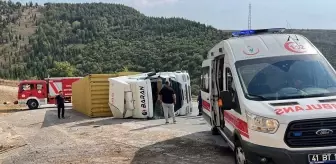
[202,28,336,164]
[17,80,48,109]
[17,77,81,109]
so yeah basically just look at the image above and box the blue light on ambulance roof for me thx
[231,28,286,37]
[232,30,255,37]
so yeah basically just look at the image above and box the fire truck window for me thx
[37,84,43,90]
[22,84,34,91]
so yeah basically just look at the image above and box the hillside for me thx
[0,1,40,79]
[288,29,336,66]
[1,2,336,95]
[0,2,231,94]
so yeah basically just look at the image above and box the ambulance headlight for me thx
[246,111,279,134]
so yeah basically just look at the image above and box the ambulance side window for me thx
[225,68,241,114]
[201,66,210,93]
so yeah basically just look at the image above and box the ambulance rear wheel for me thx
[27,100,39,110]
[211,126,219,135]
[234,140,247,164]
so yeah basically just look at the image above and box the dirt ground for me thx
[0,85,17,103]
[0,82,25,112]
[0,81,235,164]
[0,84,25,112]
[0,105,235,164]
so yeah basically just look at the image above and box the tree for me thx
[47,61,76,77]
[16,2,21,7]
[0,2,336,96]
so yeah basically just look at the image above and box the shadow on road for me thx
[41,108,89,128]
[178,115,204,119]
[69,118,143,128]
[130,131,234,164]
[0,104,72,114]
[129,123,167,131]
[41,107,146,128]
[0,108,28,113]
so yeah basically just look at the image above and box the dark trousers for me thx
[57,104,65,118]
[198,105,203,114]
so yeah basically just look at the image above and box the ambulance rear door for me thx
[201,59,212,125]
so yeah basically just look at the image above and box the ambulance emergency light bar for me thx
[231,28,286,37]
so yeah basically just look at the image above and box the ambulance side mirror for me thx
[220,91,233,110]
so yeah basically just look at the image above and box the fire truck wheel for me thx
[234,140,247,164]
[27,100,39,110]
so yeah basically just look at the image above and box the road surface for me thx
[0,103,235,164]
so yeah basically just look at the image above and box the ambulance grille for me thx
[284,117,336,148]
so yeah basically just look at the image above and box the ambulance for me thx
[201,28,336,164]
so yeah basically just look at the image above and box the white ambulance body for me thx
[108,71,192,119]
[202,28,336,164]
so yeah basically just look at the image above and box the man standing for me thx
[55,91,65,119]
[159,80,176,124]
[197,90,203,116]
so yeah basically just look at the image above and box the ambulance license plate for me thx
[308,153,336,163]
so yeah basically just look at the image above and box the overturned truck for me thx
[108,71,192,119]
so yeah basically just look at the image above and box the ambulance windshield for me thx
[235,54,336,101]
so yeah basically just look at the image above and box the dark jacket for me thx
[55,95,65,106]
[198,91,202,107]
[159,85,175,104]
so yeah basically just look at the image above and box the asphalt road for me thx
[0,103,235,164]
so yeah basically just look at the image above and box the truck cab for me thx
[108,71,192,119]
[17,80,48,109]
[202,28,336,164]
[16,77,81,110]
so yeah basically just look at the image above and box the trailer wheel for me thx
[234,140,247,164]
[27,99,39,110]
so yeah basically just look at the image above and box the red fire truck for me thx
[15,77,82,109]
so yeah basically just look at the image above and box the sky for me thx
[14,0,336,30]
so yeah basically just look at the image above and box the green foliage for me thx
[47,61,76,77]
[14,3,229,95]
[122,66,129,72]
[1,2,336,96]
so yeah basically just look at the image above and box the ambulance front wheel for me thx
[234,140,247,164]
[27,99,39,110]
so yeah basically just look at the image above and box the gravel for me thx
[0,104,235,164]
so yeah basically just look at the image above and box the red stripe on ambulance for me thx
[224,111,249,138]
[202,100,211,111]
[275,103,336,115]
[49,81,60,94]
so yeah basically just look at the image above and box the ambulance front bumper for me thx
[242,140,335,164]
